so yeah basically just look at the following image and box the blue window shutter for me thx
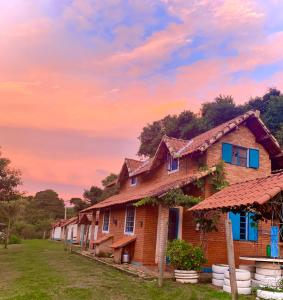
[271,226,279,258]
[222,143,232,163]
[248,213,258,241]
[229,212,240,240]
[249,148,259,169]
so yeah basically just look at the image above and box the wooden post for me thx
[64,227,68,251]
[69,228,73,253]
[225,217,238,300]
[158,204,169,287]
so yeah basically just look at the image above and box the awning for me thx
[190,171,283,211]
[81,167,215,212]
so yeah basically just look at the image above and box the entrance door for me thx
[168,208,179,241]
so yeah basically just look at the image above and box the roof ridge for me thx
[164,135,190,142]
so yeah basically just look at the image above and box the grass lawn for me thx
[0,240,254,300]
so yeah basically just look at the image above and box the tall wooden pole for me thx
[225,217,238,300]
[158,204,169,287]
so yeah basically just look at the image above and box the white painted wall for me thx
[54,227,61,240]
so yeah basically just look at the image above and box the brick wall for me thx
[96,205,158,264]
[182,211,271,266]
[206,124,271,184]
[95,123,273,266]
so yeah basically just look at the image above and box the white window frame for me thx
[102,209,110,233]
[130,176,137,186]
[167,154,179,174]
[124,206,136,235]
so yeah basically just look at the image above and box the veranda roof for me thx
[190,171,283,211]
[82,167,215,212]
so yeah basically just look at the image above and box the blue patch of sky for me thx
[232,61,283,82]
[142,3,182,39]
[64,0,182,48]
[157,35,238,75]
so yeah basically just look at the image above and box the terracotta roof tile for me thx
[125,158,143,174]
[61,216,78,227]
[82,168,215,211]
[93,234,113,245]
[190,171,283,211]
[111,235,136,249]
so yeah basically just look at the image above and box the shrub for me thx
[166,239,206,271]
[9,234,21,244]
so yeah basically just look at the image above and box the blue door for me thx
[168,208,179,241]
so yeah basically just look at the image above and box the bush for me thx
[9,234,21,244]
[166,239,206,271]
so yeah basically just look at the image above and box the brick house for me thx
[81,110,282,266]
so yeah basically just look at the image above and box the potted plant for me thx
[166,239,206,284]
[257,279,283,300]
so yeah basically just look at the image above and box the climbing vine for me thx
[211,161,229,192]
[134,188,202,208]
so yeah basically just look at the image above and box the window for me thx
[130,176,137,186]
[229,212,258,241]
[102,210,110,233]
[167,154,179,173]
[222,143,259,169]
[232,145,248,167]
[124,206,135,234]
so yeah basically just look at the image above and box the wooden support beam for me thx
[158,204,169,287]
[225,217,238,300]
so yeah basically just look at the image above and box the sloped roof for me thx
[82,167,215,211]
[161,111,281,158]
[61,216,78,227]
[190,171,283,211]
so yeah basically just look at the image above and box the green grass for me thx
[0,240,254,300]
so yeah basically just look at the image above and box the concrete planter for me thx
[257,289,283,300]
[174,270,199,284]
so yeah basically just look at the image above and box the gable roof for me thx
[144,110,282,173]
[61,216,78,227]
[81,167,215,212]
[114,110,282,185]
[190,171,283,211]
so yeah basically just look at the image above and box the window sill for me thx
[124,232,134,236]
[167,169,179,174]
[102,230,110,234]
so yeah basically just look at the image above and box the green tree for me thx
[83,186,103,205]
[200,95,244,128]
[0,152,22,247]
[101,173,118,187]
[70,197,88,213]
[262,95,283,146]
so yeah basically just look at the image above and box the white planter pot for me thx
[174,270,199,284]
[257,267,282,277]
[212,278,224,287]
[223,284,251,295]
[212,264,229,274]
[239,264,256,273]
[223,277,251,288]
[256,262,281,270]
[213,272,225,280]
[255,273,282,287]
[257,289,283,300]
[224,269,251,281]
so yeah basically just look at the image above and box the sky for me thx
[1,0,283,201]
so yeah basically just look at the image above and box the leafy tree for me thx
[70,197,88,213]
[0,152,22,247]
[200,95,244,128]
[102,173,118,187]
[83,186,103,205]
[138,114,181,157]
[137,89,283,156]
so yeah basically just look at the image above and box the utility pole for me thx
[225,217,238,300]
